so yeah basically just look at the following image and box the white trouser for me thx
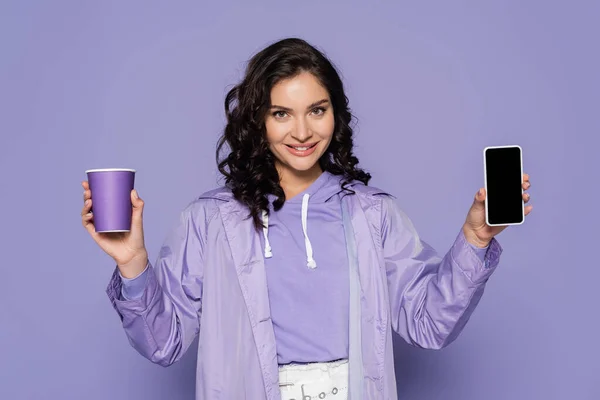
[278,359,349,400]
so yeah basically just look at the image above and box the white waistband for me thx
[279,359,348,399]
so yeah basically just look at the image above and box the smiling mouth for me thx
[285,143,318,151]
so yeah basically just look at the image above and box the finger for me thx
[476,188,486,202]
[523,173,529,182]
[83,189,91,202]
[472,188,486,209]
[81,208,97,235]
[524,204,533,215]
[82,181,89,190]
[523,193,531,203]
[131,189,144,224]
[522,181,531,190]
[81,199,92,216]
[82,212,94,223]
[131,189,143,209]
[83,220,97,236]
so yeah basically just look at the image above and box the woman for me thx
[81,38,532,400]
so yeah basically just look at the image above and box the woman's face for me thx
[265,71,334,179]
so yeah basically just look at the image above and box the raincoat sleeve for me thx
[105,201,213,366]
[120,264,150,300]
[380,195,502,349]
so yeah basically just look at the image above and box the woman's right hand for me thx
[81,180,148,278]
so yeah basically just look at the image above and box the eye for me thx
[311,107,326,116]
[272,110,288,119]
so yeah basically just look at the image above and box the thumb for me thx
[131,189,144,220]
[472,188,486,209]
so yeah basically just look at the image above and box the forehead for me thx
[270,72,329,105]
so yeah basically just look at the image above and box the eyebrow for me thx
[270,99,329,112]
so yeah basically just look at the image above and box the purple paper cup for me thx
[85,168,136,233]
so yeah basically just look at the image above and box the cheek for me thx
[316,115,335,140]
[265,121,287,145]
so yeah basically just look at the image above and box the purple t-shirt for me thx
[120,172,489,365]
[259,171,350,364]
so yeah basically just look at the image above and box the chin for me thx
[281,156,322,174]
[288,162,319,173]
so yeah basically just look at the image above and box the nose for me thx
[290,117,313,142]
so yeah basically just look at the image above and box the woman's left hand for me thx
[462,173,533,248]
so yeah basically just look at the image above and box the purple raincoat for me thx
[106,181,502,399]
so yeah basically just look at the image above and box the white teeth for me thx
[294,147,309,151]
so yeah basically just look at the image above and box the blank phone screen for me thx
[485,146,523,225]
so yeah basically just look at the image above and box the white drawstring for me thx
[301,193,317,269]
[262,210,272,258]
[261,195,316,268]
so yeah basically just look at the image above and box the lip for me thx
[284,142,319,157]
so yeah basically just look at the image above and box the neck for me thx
[277,163,323,200]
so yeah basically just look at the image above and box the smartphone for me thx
[483,145,524,226]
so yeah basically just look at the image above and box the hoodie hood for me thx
[267,171,346,205]
[262,171,346,268]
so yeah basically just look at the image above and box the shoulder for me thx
[347,184,420,252]
[197,186,235,201]
[346,181,409,226]
[348,182,391,199]
[179,186,235,223]
[346,181,394,210]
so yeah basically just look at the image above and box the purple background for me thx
[2,1,598,399]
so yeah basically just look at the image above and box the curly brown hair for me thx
[216,37,371,230]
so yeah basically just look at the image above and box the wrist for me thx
[462,225,490,248]
[118,250,148,279]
